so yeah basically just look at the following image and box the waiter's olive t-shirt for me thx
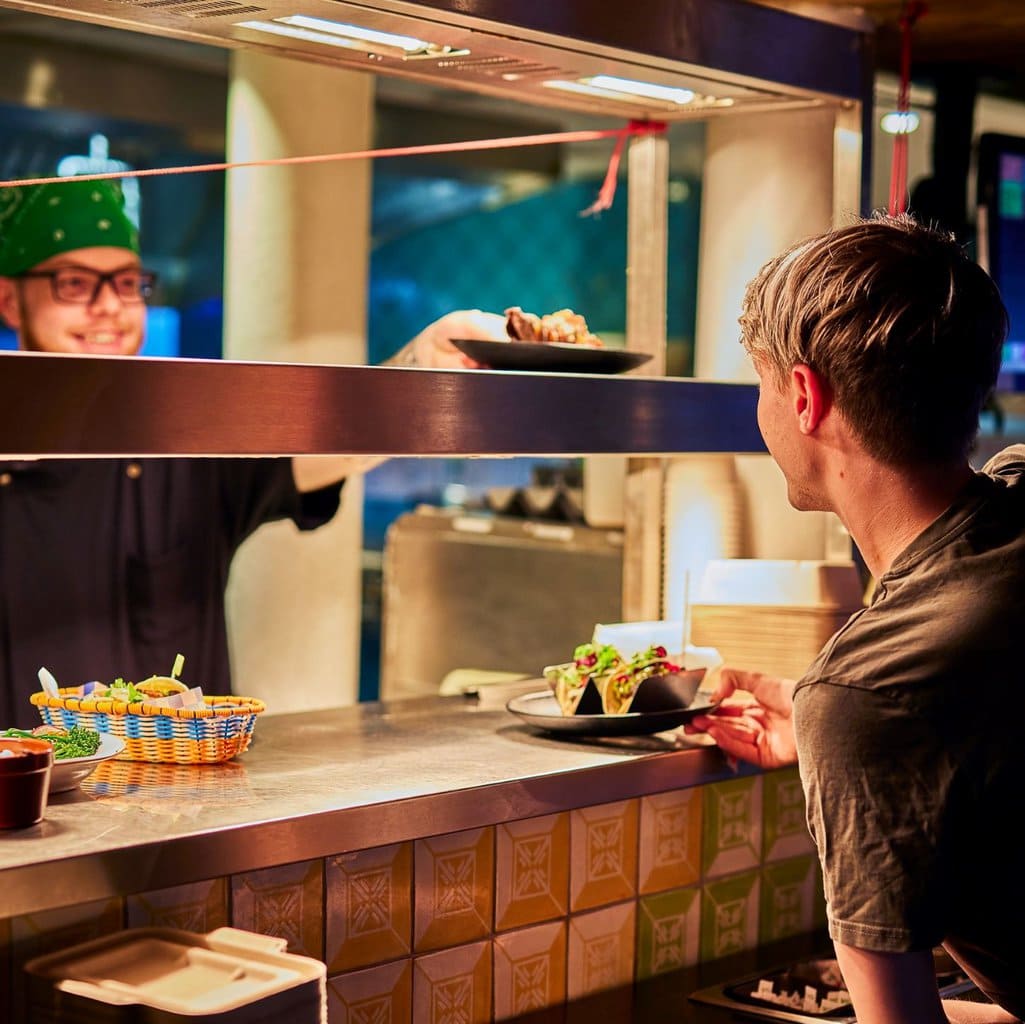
[795,445,1025,1017]
[0,458,341,728]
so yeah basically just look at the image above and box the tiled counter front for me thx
[1,767,824,1023]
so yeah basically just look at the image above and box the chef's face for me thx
[0,247,147,356]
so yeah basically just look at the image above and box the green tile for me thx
[700,871,759,962]
[635,887,701,980]
[701,776,763,879]
[759,856,818,945]
[762,767,815,863]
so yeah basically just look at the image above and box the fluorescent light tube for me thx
[278,15,430,53]
[238,14,469,59]
[586,75,695,105]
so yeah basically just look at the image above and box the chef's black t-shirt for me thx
[0,457,341,728]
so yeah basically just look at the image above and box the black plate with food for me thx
[450,338,653,374]
[506,689,719,737]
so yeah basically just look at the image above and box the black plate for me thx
[506,689,719,737]
[450,338,653,374]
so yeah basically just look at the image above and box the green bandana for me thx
[0,179,139,276]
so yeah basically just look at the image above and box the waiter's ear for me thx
[791,363,830,435]
[0,277,21,330]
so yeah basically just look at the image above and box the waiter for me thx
[0,179,504,725]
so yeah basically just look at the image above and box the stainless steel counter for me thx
[0,689,748,918]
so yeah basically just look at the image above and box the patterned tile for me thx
[762,766,815,862]
[414,829,494,953]
[701,776,763,879]
[569,800,638,912]
[231,859,324,960]
[495,813,569,932]
[700,871,760,962]
[9,898,123,1023]
[759,856,819,945]
[636,886,701,980]
[638,789,701,895]
[493,920,566,1020]
[566,902,635,1001]
[413,940,492,1024]
[126,878,228,932]
[327,958,411,1024]
[326,842,412,973]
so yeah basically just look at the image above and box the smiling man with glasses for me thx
[0,179,157,355]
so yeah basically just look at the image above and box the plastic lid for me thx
[0,737,54,772]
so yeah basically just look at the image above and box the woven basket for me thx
[29,688,266,764]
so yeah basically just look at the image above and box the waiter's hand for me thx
[684,667,799,769]
[395,309,507,368]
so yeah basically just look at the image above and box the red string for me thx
[0,121,668,214]
[888,1,928,216]
[579,120,668,217]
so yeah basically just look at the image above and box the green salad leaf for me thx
[0,726,102,760]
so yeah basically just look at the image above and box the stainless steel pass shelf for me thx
[0,352,764,458]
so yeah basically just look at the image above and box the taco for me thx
[134,676,189,700]
[543,642,622,716]
[601,644,683,715]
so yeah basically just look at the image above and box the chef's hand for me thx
[684,667,799,769]
[393,309,507,368]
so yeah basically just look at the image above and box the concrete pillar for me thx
[222,50,373,713]
[687,107,853,569]
[694,107,838,383]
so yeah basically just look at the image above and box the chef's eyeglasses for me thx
[18,267,158,305]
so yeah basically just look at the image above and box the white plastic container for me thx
[24,927,326,1023]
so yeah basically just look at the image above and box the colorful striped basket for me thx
[29,689,266,764]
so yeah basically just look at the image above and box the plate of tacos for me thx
[506,642,717,737]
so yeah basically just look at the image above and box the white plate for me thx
[49,733,125,793]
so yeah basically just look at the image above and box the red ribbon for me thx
[579,120,668,217]
[888,1,928,216]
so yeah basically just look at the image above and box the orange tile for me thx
[126,878,228,932]
[566,902,635,1001]
[495,813,569,932]
[569,800,638,912]
[413,941,492,1024]
[414,828,494,953]
[326,842,412,973]
[493,920,567,1019]
[231,859,324,960]
[638,789,701,894]
[327,958,411,1024]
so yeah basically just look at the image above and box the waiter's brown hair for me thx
[739,214,1008,466]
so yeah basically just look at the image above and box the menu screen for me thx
[995,151,1025,388]
[979,135,1025,392]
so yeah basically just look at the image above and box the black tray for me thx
[450,338,652,374]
